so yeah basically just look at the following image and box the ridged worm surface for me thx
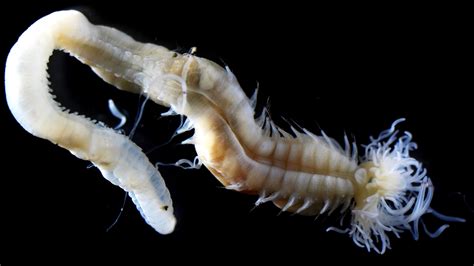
[5,10,464,253]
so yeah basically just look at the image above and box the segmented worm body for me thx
[5,10,463,253]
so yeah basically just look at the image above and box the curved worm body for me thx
[5,10,463,253]
[5,11,176,234]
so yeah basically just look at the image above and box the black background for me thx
[1,1,472,264]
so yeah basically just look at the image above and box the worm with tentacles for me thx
[4,10,464,253]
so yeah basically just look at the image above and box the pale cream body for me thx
[6,10,450,253]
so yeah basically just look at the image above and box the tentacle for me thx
[108,99,127,130]
[346,119,465,253]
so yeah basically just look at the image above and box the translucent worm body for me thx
[4,10,463,253]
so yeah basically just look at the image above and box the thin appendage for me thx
[106,191,128,232]
[108,99,127,130]
[427,208,466,223]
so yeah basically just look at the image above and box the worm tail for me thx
[5,10,175,234]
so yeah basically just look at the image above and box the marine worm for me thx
[4,10,464,253]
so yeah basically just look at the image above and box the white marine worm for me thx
[5,10,464,253]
